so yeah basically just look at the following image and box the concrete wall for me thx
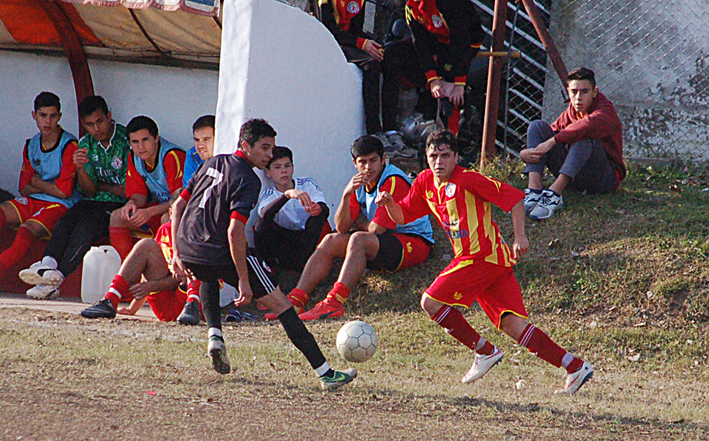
[0,50,219,195]
[543,0,709,160]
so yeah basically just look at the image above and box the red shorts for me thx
[367,231,431,273]
[425,260,528,329]
[146,286,187,322]
[7,197,68,237]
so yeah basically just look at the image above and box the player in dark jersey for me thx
[170,119,356,390]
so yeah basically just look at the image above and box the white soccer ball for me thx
[336,320,378,363]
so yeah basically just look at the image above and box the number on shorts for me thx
[199,167,224,209]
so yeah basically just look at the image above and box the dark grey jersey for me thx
[176,152,261,265]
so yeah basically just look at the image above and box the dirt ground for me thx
[1,303,707,441]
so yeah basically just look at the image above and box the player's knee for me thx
[109,209,123,226]
[20,222,44,239]
[348,231,372,250]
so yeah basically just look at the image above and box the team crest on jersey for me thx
[111,156,123,170]
[93,154,100,162]
[16,197,28,205]
[431,15,443,28]
[445,182,457,197]
[347,1,360,14]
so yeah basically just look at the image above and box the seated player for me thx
[382,0,483,135]
[520,67,626,220]
[171,118,356,389]
[109,116,186,261]
[80,192,202,322]
[0,92,80,277]
[183,115,215,186]
[254,146,331,272]
[319,0,383,135]
[377,129,594,394]
[19,95,130,299]
[281,135,434,322]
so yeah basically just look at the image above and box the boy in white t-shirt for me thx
[254,146,331,271]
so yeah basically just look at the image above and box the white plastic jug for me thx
[81,245,122,304]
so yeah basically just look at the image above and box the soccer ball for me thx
[336,320,378,363]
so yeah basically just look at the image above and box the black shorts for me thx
[184,248,278,300]
[366,231,404,273]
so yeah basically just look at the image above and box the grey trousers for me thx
[522,120,618,194]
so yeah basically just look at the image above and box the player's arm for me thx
[75,142,97,197]
[170,194,190,282]
[97,182,126,199]
[509,200,529,259]
[18,142,41,196]
[129,275,180,300]
[335,171,371,233]
[319,0,359,48]
[376,191,405,225]
[228,217,253,306]
[29,141,79,199]
[369,176,411,233]
[377,176,430,225]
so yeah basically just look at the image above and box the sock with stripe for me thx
[517,324,582,373]
[288,288,310,308]
[0,227,36,273]
[325,281,350,308]
[186,280,201,304]
[109,227,134,261]
[105,274,129,309]
[431,305,494,355]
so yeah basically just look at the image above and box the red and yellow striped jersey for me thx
[398,166,523,266]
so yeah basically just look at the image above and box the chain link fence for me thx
[542,0,709,161]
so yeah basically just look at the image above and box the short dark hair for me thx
[239,119,277,147]
[78,96,109,119]
[126,116,159,138]
[34,92,61,112]
[350,135,384,159]
[567,67,596,88]
[267,146,293,168]
[426,129,459,154]
[192,115,215,133]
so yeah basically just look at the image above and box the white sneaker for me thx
[529,189,563,220]
[462,346,503,383]
[19,262,64,286]
[557,361,594,395]
[26,284,60,300]
[523,188,543,215]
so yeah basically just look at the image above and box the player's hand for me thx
[130,282,152,300]
[73,148,89,168]
[120,200,138,221]
[172,254,192,284]
[519,147,547,163]
[305,202,322,217]
[116,307,136,316]
[233,279,253,307]
[363,40,384,62]
[375,190,394,207]
[128,208,150,229]
[512,235,529,259]
[344,172,371,195]
[285,189,315,211]
[430,79,445,99]
[449,84,465,106]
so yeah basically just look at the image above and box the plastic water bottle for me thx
[81,246,121,304]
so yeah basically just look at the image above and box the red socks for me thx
[186,280,201,304]
[431,306,494,355]
[288,288,310,309]
[109,227,134,261]
[325,281,350,307]
[0,227,36,272]
[105,274,130,309]
[518,324,583,373]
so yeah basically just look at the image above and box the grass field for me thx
[1,161,708,440]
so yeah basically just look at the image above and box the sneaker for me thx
[19,262,64,286]
[80,298,116,319]
[461,346,503,383]
[557,361,594,395]
[264,291,308,321]
[177,301,201,325]
[26,284,60,300]
[373,132,402,159]
[208,336,231,374]
[320,368,357,390]
[385,130,418,158]
[523,188,543,215]
[529,189,563,220]
[298,299,344,321]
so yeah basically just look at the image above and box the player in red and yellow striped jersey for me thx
[377,130,594,395]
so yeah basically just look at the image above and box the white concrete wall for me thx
[216,0,365,219]
[0,50,218,195]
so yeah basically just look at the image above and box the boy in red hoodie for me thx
[520,67,626,220]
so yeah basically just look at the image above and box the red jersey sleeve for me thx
[349,192,361,221]
[54,140,78,197]
[163,149,186,194]
[462,170,524,212]
[398,173,434,224]
[18,140,34,191]
[371,176,411,229]
[125,152,149,199]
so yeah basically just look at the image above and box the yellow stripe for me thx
[464,190,480,256]
[389,176,397,195]
[25,218,51,238]
[446,196,463,256]
[422,292,470,310]
[168,151,183,179]
[438,258,476,277]
[495,310,528,330]
[7,201,22,223]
